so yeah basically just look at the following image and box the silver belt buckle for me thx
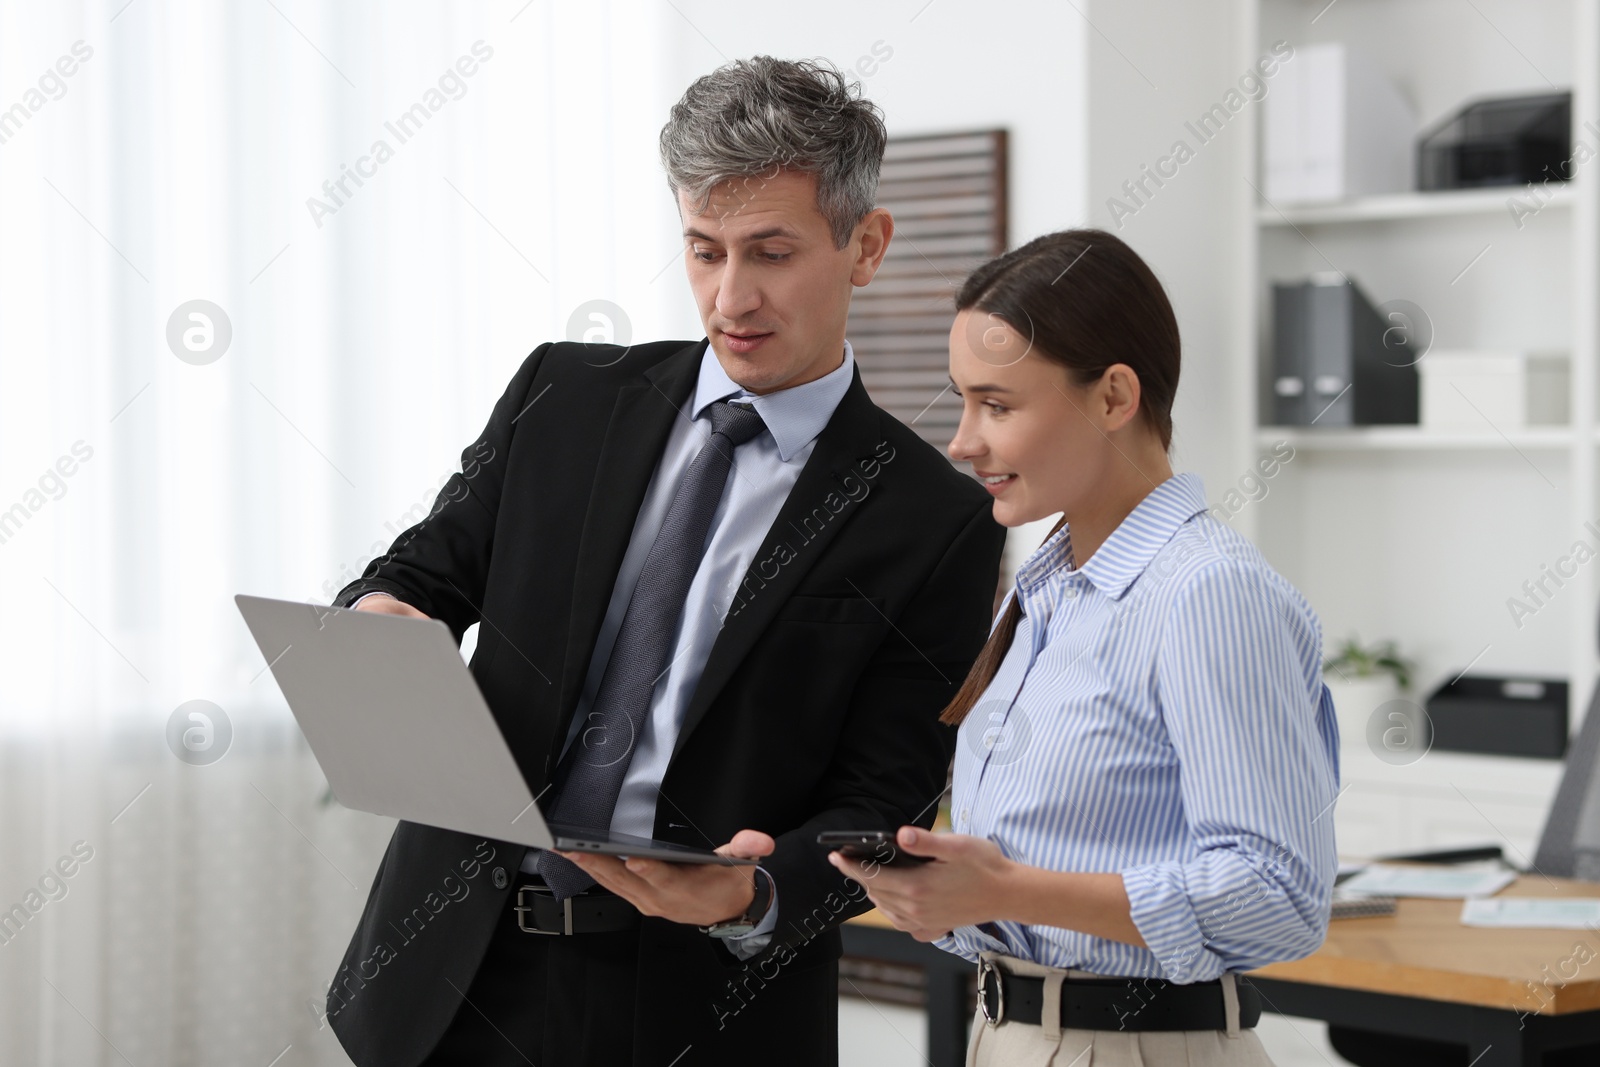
[977,958,1005,1026]
[514,884,573,935]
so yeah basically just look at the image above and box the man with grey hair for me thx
[327,55,1004,1066]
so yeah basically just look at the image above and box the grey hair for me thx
[659,56,887,250]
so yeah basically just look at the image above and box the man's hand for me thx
[352,593,429,619]
[827,825,1013,942]
[557,829,775,927]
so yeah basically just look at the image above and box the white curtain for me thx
[0,2,686,1062]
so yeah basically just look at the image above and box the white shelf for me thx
[1256,426,1575,451]
[1232,0,1600,852]
[1256,184,1574,227]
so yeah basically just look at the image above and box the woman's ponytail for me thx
[939,516,1066,725]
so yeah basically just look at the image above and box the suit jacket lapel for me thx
[671,365,884,761]
[559,340,703,731]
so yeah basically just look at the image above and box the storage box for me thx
[1418,92,1571,191]
[1419,349,1569,431]
[1264,42,1417,204]
[1423,675,1567,760]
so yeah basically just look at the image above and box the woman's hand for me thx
[830,825,1149,948]
[827,825,1015,942]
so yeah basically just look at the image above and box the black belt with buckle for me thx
[976,959,1262,1032]
[513,883,641,935]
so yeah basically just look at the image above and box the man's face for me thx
[680,169,889,395]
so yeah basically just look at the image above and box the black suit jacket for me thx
[325,338,1005,1066]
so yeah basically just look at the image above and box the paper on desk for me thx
[1461,898,1600,929]
[1336,864,1517,899]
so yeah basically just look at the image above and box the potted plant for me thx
[1324,635,1415,750]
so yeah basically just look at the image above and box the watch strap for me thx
[701,867,772,937]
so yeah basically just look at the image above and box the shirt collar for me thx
[1015,473,1211,601]
[690,338,856,462]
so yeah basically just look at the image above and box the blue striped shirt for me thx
[936,472,1341,983]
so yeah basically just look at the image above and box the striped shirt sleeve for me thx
[1120,557,1338,982]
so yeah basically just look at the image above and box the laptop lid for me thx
[234,595,753,867]
[235,594,554,849]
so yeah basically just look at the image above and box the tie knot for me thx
[707,399,766,448]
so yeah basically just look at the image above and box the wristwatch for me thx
[700,869,773,939]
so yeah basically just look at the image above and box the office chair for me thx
[1325,682,1600,1066]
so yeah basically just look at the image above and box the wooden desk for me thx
[844,875,1600,1067]
[1248,872,1600,1065]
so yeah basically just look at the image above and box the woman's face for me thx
[945,309,1133,528]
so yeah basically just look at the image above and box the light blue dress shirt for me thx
[936,472,1340,983]
[514,338,856,950]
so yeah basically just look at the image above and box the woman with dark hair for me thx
[829,229,1338,1066]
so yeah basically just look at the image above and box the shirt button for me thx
[960,808,970,825]
[491,866,508,889]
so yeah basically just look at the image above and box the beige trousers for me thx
[965,953,1278,1067]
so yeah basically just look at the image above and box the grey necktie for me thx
[534,398,767,899]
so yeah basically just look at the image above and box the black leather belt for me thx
[513,883,640,935]
[977,959,1262,1032]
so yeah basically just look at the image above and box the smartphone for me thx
[816,830,931,867]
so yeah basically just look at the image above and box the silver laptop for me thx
[235,594,751,866]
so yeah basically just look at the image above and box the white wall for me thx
[1083,0,1248,505]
